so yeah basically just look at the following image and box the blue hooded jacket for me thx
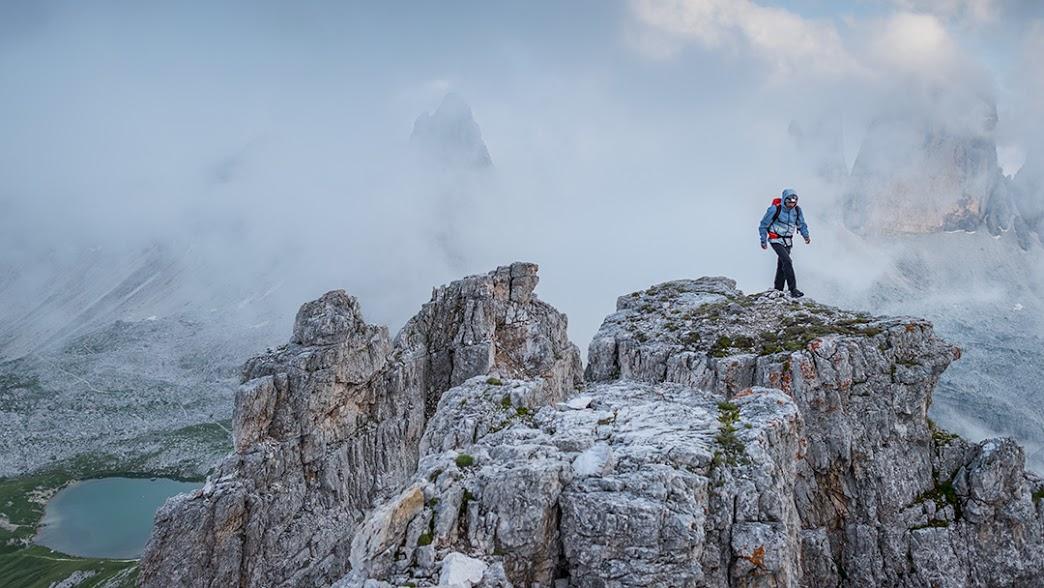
[758,188,809,245]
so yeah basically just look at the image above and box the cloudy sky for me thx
[2,0,1043,344]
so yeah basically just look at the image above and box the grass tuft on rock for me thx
[455,454,476,468]
[927,418,961,446]
[914,478,962,520]
[753,315,882,356]
[680,331,701,348]
[711,401,748,468]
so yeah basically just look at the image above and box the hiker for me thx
[759,188,810,298]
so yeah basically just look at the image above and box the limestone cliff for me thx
[141,266,1044,587]
[138,263,582,587]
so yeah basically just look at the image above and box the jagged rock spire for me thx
[410,93,493,170]
[139,262,581,587]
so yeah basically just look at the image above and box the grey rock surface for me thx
[341,376,801,588]
[141,269,1044,587]
[583,278,1044,587]
[138,262,582,587]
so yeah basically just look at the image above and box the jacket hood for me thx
[781,188,798,203]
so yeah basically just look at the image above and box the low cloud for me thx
[887,0,1000,26]
[867,12,958,74]
[629,0,859,78]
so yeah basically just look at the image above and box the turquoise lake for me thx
[34,477,200,559]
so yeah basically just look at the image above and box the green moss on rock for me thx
[928,418,961,446]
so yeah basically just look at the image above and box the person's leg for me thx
[772,243,797,291]
[785,244,797,291]
[770,243,789,290]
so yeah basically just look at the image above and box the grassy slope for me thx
[0,546,138,588]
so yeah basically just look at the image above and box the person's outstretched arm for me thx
[798,208,810,243]
[758,206,774,248]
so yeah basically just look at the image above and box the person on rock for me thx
[758,188,810,298]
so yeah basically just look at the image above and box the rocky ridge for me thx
[141,265,1044,587]
[139,263,582,587]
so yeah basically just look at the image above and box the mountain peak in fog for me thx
[410,93,493,169]
[843,106,1037,249]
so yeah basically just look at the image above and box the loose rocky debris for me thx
[141,266,1044,587]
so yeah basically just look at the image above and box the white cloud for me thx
[630,2,974,86]
[426,79,452,96]
[888,0,1000,25]
[997,144,1025,176]
[999,19,1044,163]
[1020,20,1044,94]
[867,12,959,75]
[630,0,860,78]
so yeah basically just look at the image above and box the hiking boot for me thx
[790,289,805,298]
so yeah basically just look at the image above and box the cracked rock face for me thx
[138,263,582,588]
[142,268,1044,587]
[584,278,1044,586]
[338,377,802,588]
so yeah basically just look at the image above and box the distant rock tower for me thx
[843,101,1035,249]
[410,93,493,170]
[408,93,494,272]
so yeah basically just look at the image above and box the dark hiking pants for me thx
[771,242,796,291]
